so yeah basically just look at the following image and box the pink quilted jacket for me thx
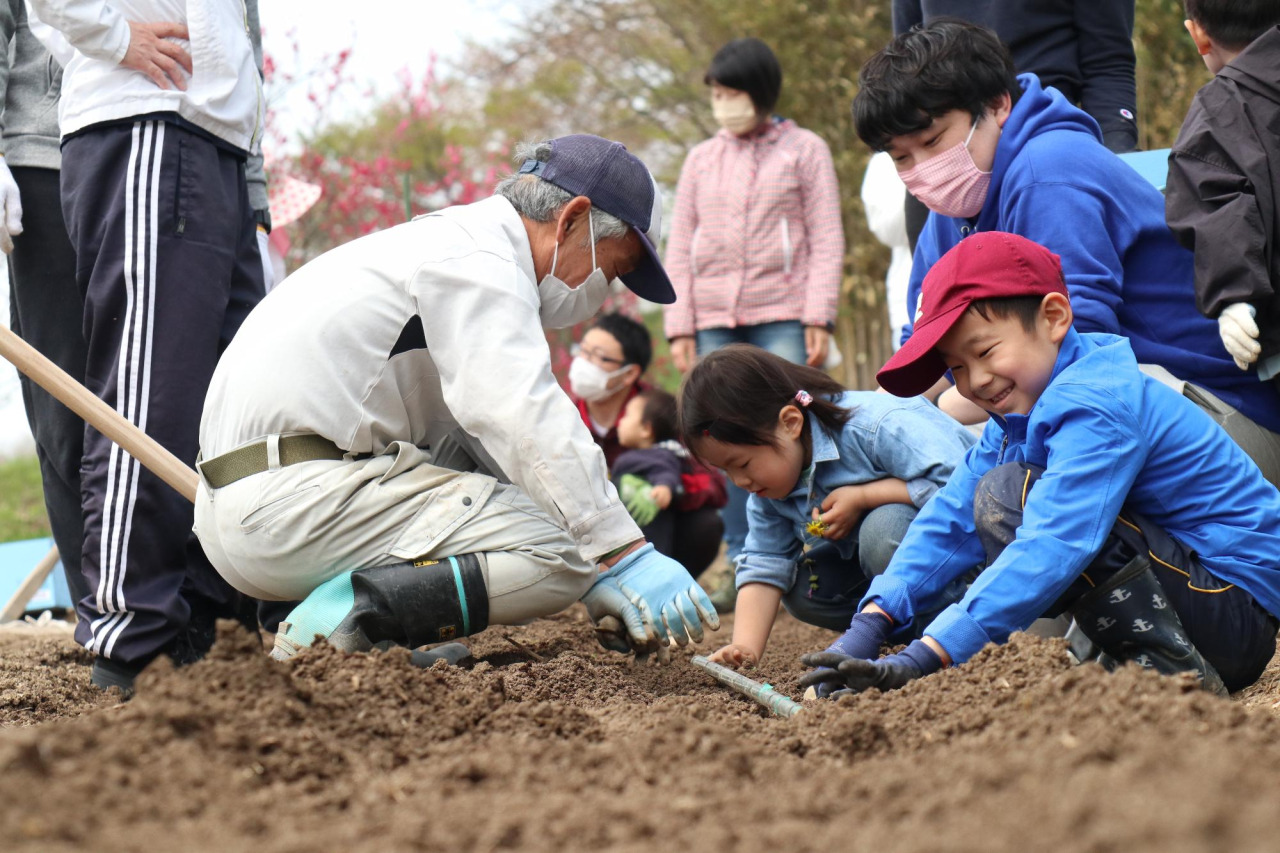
[662,119,845,339]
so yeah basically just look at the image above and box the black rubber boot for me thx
[90,656,147,698]
[272,554,489,660]
[1070,555,1227,695]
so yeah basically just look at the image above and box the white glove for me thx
[1219,302,1261,371]
[255,225,275,292]
[0,159,24,254]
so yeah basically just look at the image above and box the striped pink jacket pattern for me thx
[662,119,845,339]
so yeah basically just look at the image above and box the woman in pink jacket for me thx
[663,38,846,602]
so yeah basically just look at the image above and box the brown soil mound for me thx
[1,609,1278,852]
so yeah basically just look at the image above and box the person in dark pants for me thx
[28,0,267,693]
[801,232,1280,700]
[894,0,1138,252]
[1,0,88,608]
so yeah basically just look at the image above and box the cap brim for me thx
[876,302,970,397]
[619,229,676,304]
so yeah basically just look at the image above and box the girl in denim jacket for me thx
[678,345,975,667]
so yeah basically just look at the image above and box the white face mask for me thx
[538,213,611,329]
[568,355,629,402]
[712,93,760,136]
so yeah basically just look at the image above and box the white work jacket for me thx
[200,196,641,562]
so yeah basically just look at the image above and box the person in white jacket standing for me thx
[193,135,720,665]
[26,0,267,694]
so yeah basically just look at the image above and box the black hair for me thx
[636,388,679,444]
[967,295,1049,332]
[853,19,1022,152]
[679,344,851,455]
[1185,0,1280,50]
[704,38,783,114]
[589,313,652,372]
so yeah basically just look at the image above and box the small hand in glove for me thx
[617,473,659,526]
[799,611,892,698]
[0,159,24,254]
[799,638,942,698]
[1218,302,1261,371]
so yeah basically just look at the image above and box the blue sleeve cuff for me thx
[906,477,937,508]
[862,574,916,627]
[921,604,994,665]
[734,553,795,592]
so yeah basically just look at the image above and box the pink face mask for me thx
[898,120,992,219]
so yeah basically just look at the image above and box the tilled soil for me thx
[2,608,1279,853]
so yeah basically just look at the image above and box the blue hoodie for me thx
[903,74,1280,433]
[864,329,1280,664]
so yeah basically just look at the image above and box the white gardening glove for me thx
[256,226,275,292]
[1219,302,1261,371]
[0,158,24,254]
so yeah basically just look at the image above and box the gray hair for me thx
[493,140,629,245]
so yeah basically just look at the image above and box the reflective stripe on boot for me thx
[271,554,489,661]
[1069,555,1227,696]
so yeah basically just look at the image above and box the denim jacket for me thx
[735,391,976,592]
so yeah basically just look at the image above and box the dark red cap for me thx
[877,232,1066,397]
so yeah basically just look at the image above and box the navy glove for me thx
[581,573,656,657]
[605,543,720,647]
[799,639,943,698]
[802,611,893,698]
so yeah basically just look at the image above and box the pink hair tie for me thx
[794,390,813,407]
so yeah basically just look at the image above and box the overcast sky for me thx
[258,0,532,139]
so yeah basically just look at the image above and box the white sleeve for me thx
[26,0,130,64]
[413,249,642,563]
[860,151,909,251]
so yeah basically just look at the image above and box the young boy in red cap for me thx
[800,231,1280,698]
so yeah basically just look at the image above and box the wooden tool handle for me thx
[0,545,60,621]
[0,324,198,503]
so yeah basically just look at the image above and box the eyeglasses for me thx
[571,343,627,369]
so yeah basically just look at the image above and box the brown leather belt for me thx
[198,434,345,489]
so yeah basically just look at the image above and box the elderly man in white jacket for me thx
[194,135,720,663]
[27,0,267,694]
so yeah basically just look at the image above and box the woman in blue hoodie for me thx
[853,20,1280,487]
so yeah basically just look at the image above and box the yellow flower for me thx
[806,518,828,537]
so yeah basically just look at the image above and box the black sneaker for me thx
[90,655,148,698]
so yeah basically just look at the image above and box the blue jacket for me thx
[865,329,1280,664]
[736,391,976,592]
[903,74,1280,434]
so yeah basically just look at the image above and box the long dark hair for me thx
[679,344,851,454]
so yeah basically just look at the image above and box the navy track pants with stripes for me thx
[61,120,265,663]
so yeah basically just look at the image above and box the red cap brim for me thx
[876,302,971,397]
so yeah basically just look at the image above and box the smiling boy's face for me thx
[935,294,1071,418]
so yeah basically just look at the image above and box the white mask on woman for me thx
[539,213,611,329]
[568,355,630,402]
[712,93,761,136]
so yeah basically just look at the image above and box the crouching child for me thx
[802,232,1280,698]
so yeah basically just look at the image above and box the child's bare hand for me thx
[651,484,673,510]
[709,643,759,669]
[817,486,867,540]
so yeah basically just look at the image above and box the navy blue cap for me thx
[517,134,675,305]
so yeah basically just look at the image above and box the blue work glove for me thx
[604,543,721,648]
[617,473,659,527]
[799,639,943,698]
[801,611,892,698]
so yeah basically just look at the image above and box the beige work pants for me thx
[193,440,595,626]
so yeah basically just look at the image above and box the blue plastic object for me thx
[1118,148,1171,192]
[0,536,74,614]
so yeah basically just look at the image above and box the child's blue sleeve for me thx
[926,386,1147,663]
[735,494,803,592]
[861,436,992,631]
[867,406,977,507]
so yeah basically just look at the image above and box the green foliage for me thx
[0,456,51,544]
